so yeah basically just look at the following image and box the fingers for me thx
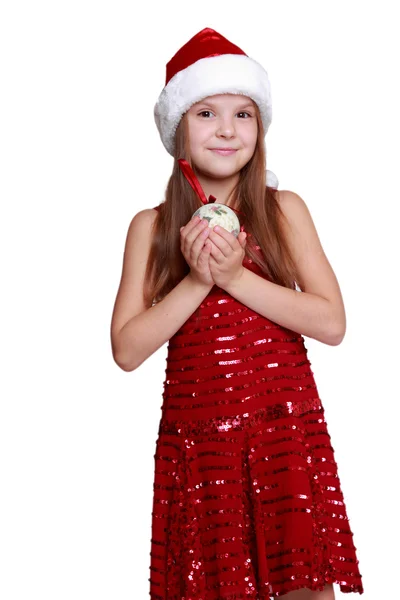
[181,216,207,241]
[191,224,210,262]
[200,240,212,259]
[208,226,238,258]
[239,231,247,247]
[180,214,202,236]
[180,216,210,263]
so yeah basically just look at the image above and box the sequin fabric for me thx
[149,205,363,598]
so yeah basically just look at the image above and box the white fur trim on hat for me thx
[154,53,273,156]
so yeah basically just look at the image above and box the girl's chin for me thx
[195,160,241,174]
[197,167,240,180]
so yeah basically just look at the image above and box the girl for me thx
[110,27,363,599]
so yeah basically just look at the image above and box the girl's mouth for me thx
[210,149,237,156]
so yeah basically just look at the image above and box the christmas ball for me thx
[192,204,240,238]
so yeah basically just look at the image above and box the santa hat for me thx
[154,27,279,188]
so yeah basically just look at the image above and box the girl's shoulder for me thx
[273,188,285,205]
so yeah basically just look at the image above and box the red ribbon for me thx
[177,159,247,228]
[178,159,216,205]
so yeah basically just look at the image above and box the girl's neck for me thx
[195,172,239,208]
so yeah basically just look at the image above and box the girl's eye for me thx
[198,111,252,118]
[198,111,213,118]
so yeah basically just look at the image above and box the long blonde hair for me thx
[143,105,298,307]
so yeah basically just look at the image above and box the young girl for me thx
[111,27,364,600]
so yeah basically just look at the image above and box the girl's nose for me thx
[216,118,235,137]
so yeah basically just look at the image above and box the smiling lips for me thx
[210,148,238,155]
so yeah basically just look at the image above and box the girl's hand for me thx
[180,216,214,287]
[207,226,247,290]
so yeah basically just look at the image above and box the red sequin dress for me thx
[149,205,363,599]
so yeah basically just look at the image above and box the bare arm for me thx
[224,190,346,346]
[110,209,213,372]
[225,268,337,345]
[114,274,212,371]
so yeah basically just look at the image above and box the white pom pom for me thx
[266,169,279,188]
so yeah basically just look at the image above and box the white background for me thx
[1,1,398,598]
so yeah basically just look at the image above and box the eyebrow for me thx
[194,99,254,110]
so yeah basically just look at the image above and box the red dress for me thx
[148,205,363,599]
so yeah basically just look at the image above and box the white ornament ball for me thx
[192,204,240,238]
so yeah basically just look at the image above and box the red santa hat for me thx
[154,27,278,188]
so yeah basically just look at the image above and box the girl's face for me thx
[186,94,258,180]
